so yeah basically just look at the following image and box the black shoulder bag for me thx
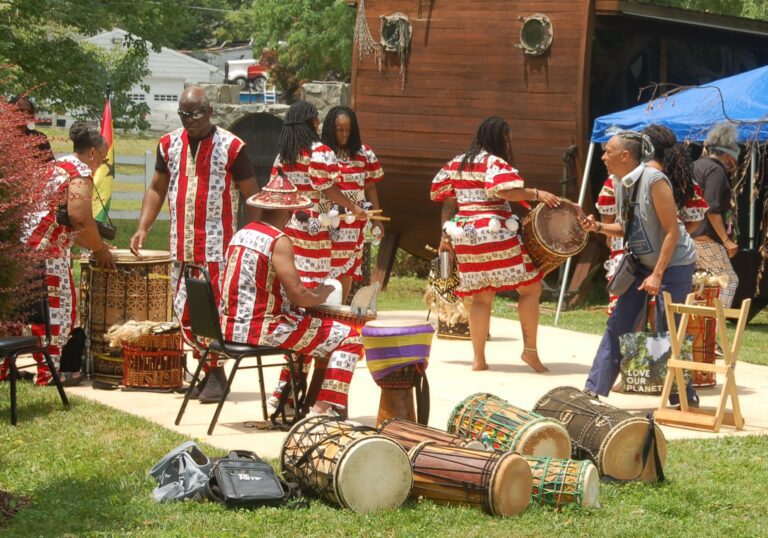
[607,180,641,297]
[56,181,116,240]
[206,450,306,509]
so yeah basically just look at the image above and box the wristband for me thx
[533,188,539,202]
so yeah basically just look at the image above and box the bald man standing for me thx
[131,85,260,402]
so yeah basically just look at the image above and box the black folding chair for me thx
[174,264,304,434]
[0,281,70,425]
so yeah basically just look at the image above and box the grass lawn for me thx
[0,385,766,537]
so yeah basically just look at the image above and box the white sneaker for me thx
[266,396,295,417]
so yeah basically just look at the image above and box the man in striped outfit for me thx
[131,86,260,402]
[220,173,363,416]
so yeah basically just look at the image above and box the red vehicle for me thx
[225,59,270,92]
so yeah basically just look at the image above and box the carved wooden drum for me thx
[378,418,485,452]
[521,199,588,276]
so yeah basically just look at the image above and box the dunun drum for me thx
[522,456,600,508]
[378,418,485,452]
[448,393,571,458]
[521,200,588,276]
[363,321,434,425]
[533,386,667,482]
[280,415,412,513]
[305,304,376,333]
[687,284,720,388]
[408,441,532,516]
[81,250,173,382]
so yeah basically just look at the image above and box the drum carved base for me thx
[377,388,416,427]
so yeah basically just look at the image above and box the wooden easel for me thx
[655,291,750,432]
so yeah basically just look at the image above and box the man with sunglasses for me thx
[131,85,260,403]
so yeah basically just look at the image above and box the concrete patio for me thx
[61,309,768,458]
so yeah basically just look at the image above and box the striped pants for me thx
[171,260,226,369]
[694,241,739,308]
[267,316,362,409]
[0,257,76,385]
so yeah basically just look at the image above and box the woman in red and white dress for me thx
[273,101,366,289]
[321,106,384,301]
[596,176,625,315]
[4,123,115,385]
[432,116,559,372]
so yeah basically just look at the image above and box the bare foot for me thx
[472,359,489,371]
[521,350,549,373]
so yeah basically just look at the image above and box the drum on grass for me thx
[521,199,588,276]
[378,418,485,452]
[448,393,571,459]
[522,456,600,508]
[409,441,532,517]
[533,386,667,482]
[687,284,720,388]
[80,250,173,383]
[305,304,376,333]
[280,415,412,513]
[362,320,434,425]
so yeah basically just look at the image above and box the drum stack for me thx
[80,250,174,385]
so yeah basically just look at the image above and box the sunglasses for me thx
[177,109,207,121]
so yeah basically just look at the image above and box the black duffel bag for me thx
[206,450,306,509]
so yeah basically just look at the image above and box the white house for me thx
[85,28,219,130]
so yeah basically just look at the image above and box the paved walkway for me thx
[62,310,768,458]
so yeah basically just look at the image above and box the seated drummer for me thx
[219,172,363,416]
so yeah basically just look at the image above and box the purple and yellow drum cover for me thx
[362,321,435,383]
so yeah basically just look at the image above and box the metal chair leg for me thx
[9,354,18,426]
[175,349,207,425]
[41,350,69,407]
[207,358,240,435]
[256,355,267,421]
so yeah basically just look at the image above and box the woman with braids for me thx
[431,116,559,372]
[1,123,115,386]
[274,101,366,288]
[642,124,708,232]
[580,130,698,406]
[264,101,365,415]
[321,106,384,301]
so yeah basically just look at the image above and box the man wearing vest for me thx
[219,173,363,416]
[131,85,260,403]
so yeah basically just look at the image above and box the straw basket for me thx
[122,332,184,389]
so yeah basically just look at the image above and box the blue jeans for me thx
[585,263,696,399]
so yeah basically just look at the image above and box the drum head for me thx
[517,420,572,459]
[490,453,533,516]
[335,436,412,513]
[531,202,587,256]
[98,249,172,264]
[580,462,601,508]
[599,419,667,481]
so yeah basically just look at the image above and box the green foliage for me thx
[249,0,356,87]
[635,0,768,19]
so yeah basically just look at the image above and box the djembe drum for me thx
[305,304,377,333]
[408,441,532,516]
[280,415,412,513]
[687,276,721,388]
[533,386,667,482]
[448,393,571,458]
[522,456,600,508]
[521,199,588,276]
[378,418,485,452]
[81,250,173,384]
[362,321,434,426]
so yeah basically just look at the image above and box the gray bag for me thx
[149,441,212,503]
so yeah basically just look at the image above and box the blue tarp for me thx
[591,65,768,143]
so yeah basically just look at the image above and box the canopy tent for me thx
[591,65,768,143]
[555,65,768,324]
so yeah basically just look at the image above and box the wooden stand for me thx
[655,291,750,432]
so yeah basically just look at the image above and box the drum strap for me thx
[601,412,665,483]
[414,371,430,425]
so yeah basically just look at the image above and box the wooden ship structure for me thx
[348,0,768,299]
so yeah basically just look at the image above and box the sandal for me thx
[49,371,84,387]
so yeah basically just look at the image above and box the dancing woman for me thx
[431,116,558,372]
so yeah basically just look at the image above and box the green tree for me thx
[0,1,229,129]
[249,0,356,88]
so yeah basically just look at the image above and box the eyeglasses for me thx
[177,109,206,121]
